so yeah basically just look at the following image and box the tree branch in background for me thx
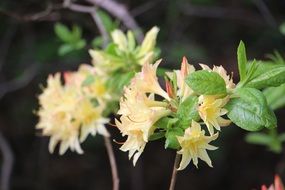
[0,131,14,190]
[0,22,17,72]
[179,2,275,27]
[0,64,38,99]
[63,0,109,47]
[252,0,277,28]
[104,136,119,190]
[85,0,143,42]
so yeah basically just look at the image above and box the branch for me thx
[63,0,109,47]
[179,3,269,26]
[0,64,38,99]
[168,154,181,190]
[85,0,143,42]
[0,22,18,72]
[252,0,277,28]
[104,136,119,190]
[0,4,61,22]
[0,131,14,190]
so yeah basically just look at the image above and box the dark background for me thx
[0,0,285,189]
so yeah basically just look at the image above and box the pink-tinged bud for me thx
[165,80,174,98]
[275,175,284,190]
[63,71,72,84]
[181,56,189,77]
[261,185,268,190]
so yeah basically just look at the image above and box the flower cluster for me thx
[36,27,159,154]
[36,65,109,154]
[116,57,235,169]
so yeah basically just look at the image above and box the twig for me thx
[0,131,14,190]
[130,0,160,17]
[85,0,143,42]
[63,0,109,47]
[252,0,277,28]
[104,136,119,190]
[179,3,268,26]
[0,64,38,99]
[0,4,61,22]
[169,154,181,190]
[0,22,17,72]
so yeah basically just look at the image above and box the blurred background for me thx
[0,0,285,189]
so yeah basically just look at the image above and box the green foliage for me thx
[54,23,86,56]
[165,126,184,149]
[154,117,183,149]
[176,96,200,129]
[97,10,119,33]
[186,70,227,95]
[280,22,285,36]
[225,88,277,131]
[91,37,103,48]
[106,71,136,98]
[263,83,285,110]
[245,130,285,153]
[237,41,247,81]
[245,64,285,89]
[149,131,165,141]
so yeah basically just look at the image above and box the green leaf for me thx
[106,71,135,95]
[149,131,165,141]
[154,117,178,129]
[280,22,285,36]
[237,41,247,81]
[90,98,99,107]
[176,96,200,129]
[82,75,95,86]
[165,127,184,149]
[267,51,285,64]
[186,70,227,95]
[74,39,86,49]
[92,37,103,48]
[245,64,285,89]
[245,132,272,145]
[263,83,285,110]
[225,88,277,131]
[278,133,285,142]
[97,10,115,33]
[72,25,82,41]
[58,44,74,56]
[55,23,73,42]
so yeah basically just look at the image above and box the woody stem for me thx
[169,153,181,190]
[104,136,120,190]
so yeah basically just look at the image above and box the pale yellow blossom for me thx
[37,70,109,155]
[137,26,159,65]
[198,95,231,135]
[131,60,170,100]
[116,86,171,165]
[177,120,218,170]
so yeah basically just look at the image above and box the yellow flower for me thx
[111,29,128,51]
[137,26,159,65]
[177,120,218,170]
[116,86,171,165]
[36,70,109,155]
[89,27,159,75]
[200,64,235,90]
[131,60,170,100]
[73,99,109,142]
[198,95,231,135]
